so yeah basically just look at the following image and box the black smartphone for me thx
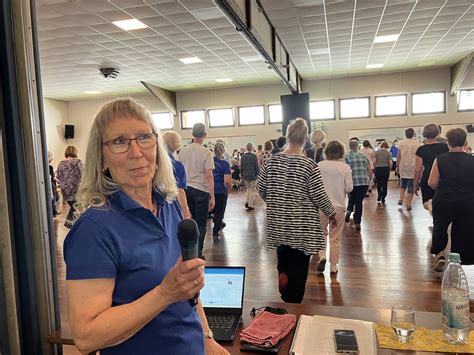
[333,329,359,353]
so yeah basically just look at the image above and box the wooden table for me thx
[49,301,473,354]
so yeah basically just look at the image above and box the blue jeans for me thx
[185,187,210,257]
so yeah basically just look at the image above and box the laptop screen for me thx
[201,267,245,309]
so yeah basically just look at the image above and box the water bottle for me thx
[441,253,470,344]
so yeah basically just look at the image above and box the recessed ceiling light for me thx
[84,91,101,94]
[179,57,203,64]
[241,55,262,63]
[216,78,232,83]
[112,19,148,31]
[309,48,329,56]
[192,7,224,20]
[366,64,384,69]
[374,34,400,43]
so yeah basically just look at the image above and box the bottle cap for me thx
[449,253,461,263]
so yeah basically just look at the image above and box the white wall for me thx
[43,98,68,168]
[43,67,474,159]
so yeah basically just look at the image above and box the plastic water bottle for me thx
[441,253,470,344]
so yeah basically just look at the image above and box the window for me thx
[412,92,445,114]
[375,94,407,117]
[458,89,474,111]
[339,97,370,119]
[268,104,282,123]
[150,112,173,130]
[238,105,265,126]
[181,109,205,129]
[208,108,234,128]
[310,100,336,120]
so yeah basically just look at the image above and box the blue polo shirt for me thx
[213,157,231,195]
[169,153,187,189]
[63,190,204,355]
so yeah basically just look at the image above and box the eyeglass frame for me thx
[102,133,158,154]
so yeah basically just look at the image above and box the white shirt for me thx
[397,138,420,179]
[361,147,374,169]
[318,160,353,208]
[178,143,215,192]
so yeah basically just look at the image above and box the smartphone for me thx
[333,329,359,353]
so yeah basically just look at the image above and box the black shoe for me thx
[364,194,369,197]
[220,222,226,230]
[245,203,249,208]
[377,196,381,202]
[344,211,351,223]
[382,198,386,204]
[247,207,255,211]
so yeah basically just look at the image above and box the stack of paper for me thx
[290,314,376,355]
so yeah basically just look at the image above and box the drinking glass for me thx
[391,305,415,343]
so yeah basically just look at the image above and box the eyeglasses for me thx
[102,133,158,154]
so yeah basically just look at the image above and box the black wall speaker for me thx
[281,92,310,136]
[466,124,474,133]
[64,124,75,139]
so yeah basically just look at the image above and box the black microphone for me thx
[177,219,200,307]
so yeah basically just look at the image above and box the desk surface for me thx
[50,301,473,354]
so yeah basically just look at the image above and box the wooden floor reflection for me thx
[54,181,474,354]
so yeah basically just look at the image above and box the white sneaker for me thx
[330,264,338,274]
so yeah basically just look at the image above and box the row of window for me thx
[151,89,474,130]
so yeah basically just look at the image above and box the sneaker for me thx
[330,264,338,274]
[434,256,446,272]
[354,224,361,231]
[344,211,351,223]
[316,255,327,273]
[278,273,288,295]
[398,200,403,205]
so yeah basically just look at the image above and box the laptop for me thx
[201,266,246,342]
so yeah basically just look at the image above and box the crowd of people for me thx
[53,97,474,353]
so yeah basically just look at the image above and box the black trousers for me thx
[347,185,368,224]
[185,187,210,257]
[276,245,311,303]
[213,193,228,235]
[374,167,390,199]
[432,193,474,264]
[66,200,76,221]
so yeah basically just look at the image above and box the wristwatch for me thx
[203,328,214,339]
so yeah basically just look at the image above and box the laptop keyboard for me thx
[207,314,236,331]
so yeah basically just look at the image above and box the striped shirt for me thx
[257,154,335,255]
[345,152,370,186]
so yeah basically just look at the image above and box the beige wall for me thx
[43,98,68,168]
[43,67,474,160]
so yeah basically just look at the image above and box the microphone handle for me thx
[181,246,200,307]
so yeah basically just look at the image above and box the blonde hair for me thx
[64,145,78,158]
[214,142,225,158]
[78,98,178,208]
[310,129,326,148]
[286,118,308,146]
[161,131,182,153]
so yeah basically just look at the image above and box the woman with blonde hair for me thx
[64,98,228,355]
[56,145,83,228]
[212,142,231,240]
[305,129,326,163]
[257,118,336,303]
[162,131,191,219]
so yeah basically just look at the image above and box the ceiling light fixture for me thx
[374,34,400,43]
[84,91,101,94]
[179,57,203,64]
[216,78,232,82]
[112,19,148,31]
[366,64,384,69]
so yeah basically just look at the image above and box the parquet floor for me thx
[54,181,474,354]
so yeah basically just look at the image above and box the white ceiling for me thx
[36,0,474,101]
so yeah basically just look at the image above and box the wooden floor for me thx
[54,181,474,354]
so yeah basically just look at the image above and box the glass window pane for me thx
[181,110,205,129]
[208,108,234,127]
[375,95,407,116]
[310,100,335,120]
[458,89,474,111]
[340,97,370,119]
[238,105,264,125]
[268,104,282,123]
[412,92,445,114]
[151,112,173,130]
